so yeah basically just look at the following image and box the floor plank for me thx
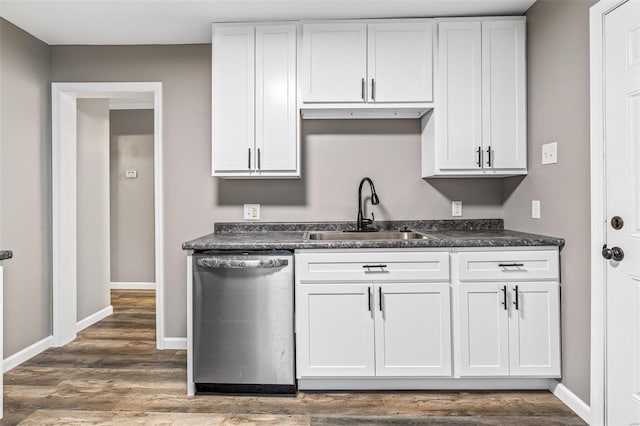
[1,290,585,425]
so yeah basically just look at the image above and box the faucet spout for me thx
[357,177,380,232]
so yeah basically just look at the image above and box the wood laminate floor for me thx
[2,290,584,425]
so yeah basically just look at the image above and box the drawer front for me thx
[455,250,558,282]
[296,251,450,283]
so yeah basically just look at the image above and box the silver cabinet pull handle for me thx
[248,148,251,170]
[371,79,376,101]
[361,78,365,100]
[258,148,261,170]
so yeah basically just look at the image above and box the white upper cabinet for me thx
[481,20,527,170]
[302,23,367,102]
[367,23,433,103]
[301,21,433,104]
[437,21,483,170]
[424,18,527,177]
[212,23,299,178]
[213,26,255,173]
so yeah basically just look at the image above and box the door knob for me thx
[602,244,613,259]
[611,246,624,261]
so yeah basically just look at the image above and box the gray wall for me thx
[109,109,155,283]
[50,45,505,337]
[503,0,596,404]
[0,19,52,358]
[76,99,111,321]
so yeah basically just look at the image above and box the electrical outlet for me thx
[542,142,558,165]
[243,204,260,220]
[532,200,541,219]
[452,201,462,217]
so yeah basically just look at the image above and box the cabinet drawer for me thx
[296,251,449,283]
[455,250,558,282]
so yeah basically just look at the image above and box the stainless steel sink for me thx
[305,231,434,241]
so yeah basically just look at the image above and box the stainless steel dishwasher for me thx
[192,250,295,394]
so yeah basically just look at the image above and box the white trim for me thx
[590,2,629,425]
[110,282,156,290]
[548,380,592,424]
[3,336,54,373]
[51,82,165,351]
[163,337,187,350]
[76,305,113,333]
[108,99,154,110]
[298,377,551,390]
[187,254,194,396]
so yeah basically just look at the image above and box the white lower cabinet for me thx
[295,250,452,379]
[295,248,561,387]
[296,283,375,377]
[374,283,451,376]
[455,250,561,378]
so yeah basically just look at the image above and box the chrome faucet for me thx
[356,177,380,232]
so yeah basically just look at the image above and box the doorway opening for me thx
[52,82,165,350]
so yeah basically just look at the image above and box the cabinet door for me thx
[482,20,526,170]
[374,283,451,376]
[367,23,433,103]
[212,26,255,173]
[508,282,561,377]
[437,22,482,170]
[458,282,509,376]
[302,23,367,102]
[296,284,375,377]
[255,25,297,172]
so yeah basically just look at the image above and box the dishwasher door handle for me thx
[196,258,289,269]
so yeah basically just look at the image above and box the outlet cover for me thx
[532,200,541,219]
[452,201,462,217]
[542,142,558,165]
[243,204,260,220]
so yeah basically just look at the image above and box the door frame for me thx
[51,82,165,349]
[590,1,629,424]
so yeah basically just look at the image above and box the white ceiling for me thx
[0,0,535,45]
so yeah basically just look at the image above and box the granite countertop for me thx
[0,250,13,260]
[182,220,565,251]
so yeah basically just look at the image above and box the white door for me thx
[367,23,433,103]
[212,26,255,173]
[604,1,640,423]
[458,282,509,376]
[301,23,367,103]
[374,283,451,377]
[437,22,483,170]
[255,25,297,172]
[507,282,561,377]
[296,284,375,377]
[481,20,527,171]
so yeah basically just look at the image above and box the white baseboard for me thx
[110,282,156,290]
[3,335,53,373]
[76,305,113,333]
[163,337,187,350]
[548,379,591,424]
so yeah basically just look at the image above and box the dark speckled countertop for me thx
[0,250,13,260]
[182,220,564,252]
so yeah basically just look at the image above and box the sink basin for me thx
[305,231,434,241]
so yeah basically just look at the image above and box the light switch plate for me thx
[532,200,541,219]
[244,204,260,221]
[542,142,558,165]
[125,170,138,179]
[452,201,462,217]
